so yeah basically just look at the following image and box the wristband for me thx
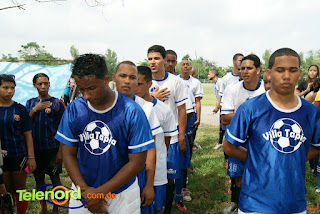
[28,156,35,159]
[32,108,37,113]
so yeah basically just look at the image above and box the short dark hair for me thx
[116,61,137,73]
[148,45,166,59]
[241,54,261,69]
[137,66,152,82]
[33,73,49,84]
[0,74,16,86]
[166,50,177,58]
[209,69,219,76]
[233,53,244,61]
[268,48,301,69]
[72,54,108,79]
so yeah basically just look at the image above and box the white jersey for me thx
[151,72,187,144]
[180,75,204,99]
[213,77,222,100]
[185,83,195,114]
[219,72,240,97]
[152,98,178,186]
[221,80,265,115]
[134,95,162,136]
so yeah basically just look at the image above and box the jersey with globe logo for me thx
[81,120,116,155]
[225,92,320,213]
[266,118,306,153]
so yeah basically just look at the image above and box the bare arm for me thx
[192,97,202,130]
[141,147,156,207]
[221,113,234,126]
[165,136,171,152]
[177,104,187,153]
[223,139,247,162]
[62,144,88,189]
[24,131,36,172]
[306,146,320,161]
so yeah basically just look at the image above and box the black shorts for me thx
[34,148,62,176]
[3,156,27,172]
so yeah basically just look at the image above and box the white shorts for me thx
[238,209,306,214]
[68,178,140,214]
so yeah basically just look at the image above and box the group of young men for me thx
[55,45,203,214]
[208,48,320,214]
[14,44,316,214]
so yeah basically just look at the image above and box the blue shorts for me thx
[138,168,154,214]
[186,114,197,137]
[153,185,166,211]
[180,135,191,169]
[167,143,182,179]
[227,156,245,178]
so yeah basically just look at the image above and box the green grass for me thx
[24,124,320,213]
[201,83,217,106]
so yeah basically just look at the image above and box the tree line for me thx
[2,42,320,82]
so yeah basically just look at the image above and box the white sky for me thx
[1,0,319,67]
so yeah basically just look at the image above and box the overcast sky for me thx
[1,0,319,67]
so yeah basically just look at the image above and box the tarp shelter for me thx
[0,62,71,105]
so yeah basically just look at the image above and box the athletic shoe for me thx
[214,144,223,150]
[225,161,228,169]
[175,201,187,212]
[182,188,192,202]
[223,202,237,213]
[226,188,232,195]
[316,188,320,193]
[195,143,202,149]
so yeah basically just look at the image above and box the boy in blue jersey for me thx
[26,73,65,214]
[55,54,155,214]
[0,74,36,214]
[224,48,320,214]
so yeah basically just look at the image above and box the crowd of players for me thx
[0,46,319,214]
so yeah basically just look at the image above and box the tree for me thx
[2,54,18,61]
[138,59,148,67]
[104,49,118,78]
[70,45,79,59]
[261,49,271,71]
[17,42,64,65]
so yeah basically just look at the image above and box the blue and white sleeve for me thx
[220,88,234,115]
[128,108,155,153]
[55,107,79,147]
[175,78,188,107]
[163,109,178,137]
[312,117,320,150]
[225,104,250,147]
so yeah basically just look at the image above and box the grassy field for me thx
[24,83,320,213]
[201,83,216,106]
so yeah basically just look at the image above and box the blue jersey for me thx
[225,92,320,213]
[26,97,65,151]
[55,92,155,194]
[0,102,33,157]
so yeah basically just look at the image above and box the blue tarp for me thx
[0,62,71,105]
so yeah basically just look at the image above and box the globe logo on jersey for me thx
[79,120,117,155]
[262,118,306,153]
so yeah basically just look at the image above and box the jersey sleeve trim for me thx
[226,129,246,144]
[56,132,79,142]
[175,98,187,104]
[128,139,154,150]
